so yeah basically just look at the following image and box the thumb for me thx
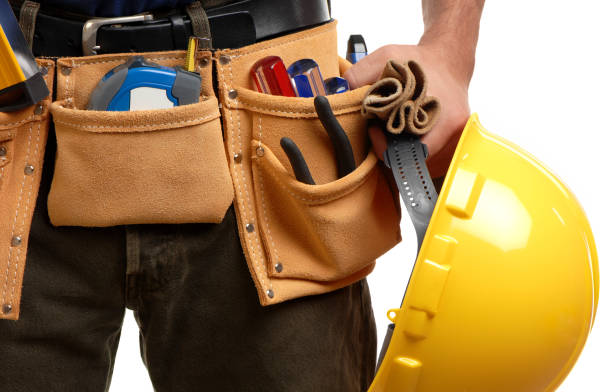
[344,46,398,88]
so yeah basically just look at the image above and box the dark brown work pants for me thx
[0,126,378,391]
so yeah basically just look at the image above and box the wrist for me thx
[418,29,477,87]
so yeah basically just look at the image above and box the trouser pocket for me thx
[47,51,234,227]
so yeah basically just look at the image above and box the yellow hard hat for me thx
[370,114,599,392]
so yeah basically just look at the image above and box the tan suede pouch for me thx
[48,51,234,226]
[0,60,54,320]
[214,21,401,305]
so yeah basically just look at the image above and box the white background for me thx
[110,0,611,390]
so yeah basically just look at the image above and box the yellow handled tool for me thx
[0,0,49,112]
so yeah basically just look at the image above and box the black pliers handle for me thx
[281,96,356,185]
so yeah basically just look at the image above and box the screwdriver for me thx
[346,34,368,64]
[324,77,350,95]
[287,59,326,97]
[250,56,296,97]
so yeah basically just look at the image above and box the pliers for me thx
[280,96,356,185]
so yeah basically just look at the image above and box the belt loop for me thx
[18,0,40,49]
[169,14,189,50]
[185,1,213,49]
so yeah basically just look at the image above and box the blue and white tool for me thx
[346,34,368,64]
[287,58,326,97]
[324,77,350,95]
[87,56,201,111]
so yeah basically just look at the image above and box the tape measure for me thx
[87,56,201,111]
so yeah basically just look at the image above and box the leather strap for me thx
[185,1,213,48]
[18,0,39,49]
[169,13,189,50]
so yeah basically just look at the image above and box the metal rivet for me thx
[2,304,12,315]
[199,57,210,67]
[34,104,43,115]
[11,235,22,247]
[219,55,231,65]
[61,67,72,76]
[274,263,283,273]
[246,223,255,233]
[24,165,35,175]
[255,146,265,157]
[228,89,238,99]
[0,146,6,157]
[233,152,242,163]
[266,289,274,298]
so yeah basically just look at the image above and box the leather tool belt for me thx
[0,18,401,320]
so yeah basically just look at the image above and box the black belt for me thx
[11,0,331,57]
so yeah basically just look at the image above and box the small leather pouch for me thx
[252,141,399,281]
[242,87,400,282]
[48,51,234,226]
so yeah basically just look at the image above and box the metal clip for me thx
[82,14,154,55]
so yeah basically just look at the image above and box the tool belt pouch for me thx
[216,20,401,304]
[0,60,54,320]
[48,52,234,226]
[246,92,400,282]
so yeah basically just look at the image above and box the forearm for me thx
[419,0,485,85]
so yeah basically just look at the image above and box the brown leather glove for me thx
[361,60,440,135]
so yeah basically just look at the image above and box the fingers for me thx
[420,122,447,158]
[424,130,462,179]
[344,45,401,88]
[369,118,458,179]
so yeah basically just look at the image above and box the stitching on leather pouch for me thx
[52,112,219,131]
[221,58,271,291]
[62,59,70,102]
[258,154,378,205]
[239,101,361,117]
[9,120,40,305]
[70,59,76,100]
[0,116,37,129]
[257,117,263,147]
[1,122,33,306]
[0,140,9,182]
[254,164,281,269]
[72,56,184,68]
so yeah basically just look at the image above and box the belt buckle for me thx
[82,14,154,55]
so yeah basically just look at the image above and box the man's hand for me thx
[344,0,485,179]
